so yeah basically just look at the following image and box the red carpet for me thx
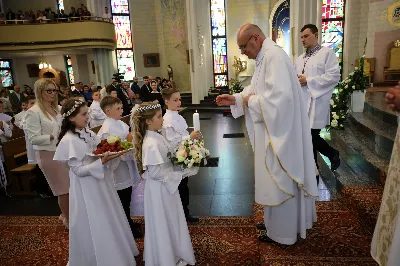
[0,201,377,266]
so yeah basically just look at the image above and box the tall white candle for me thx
[193,111,200,131]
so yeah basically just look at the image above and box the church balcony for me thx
[0,17,116,52]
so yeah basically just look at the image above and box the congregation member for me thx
[97,96,142,238]
[130,77,141,94]
[217,24,318,245]
[0,88,14,115]
[140,76,152,102]
[294,24,341,184]
[55,99,139,265]
[9,85,27,113]
[161,87,201,223]
[25,79,69,228]
[88,89,106,128]
[132,102,196,265]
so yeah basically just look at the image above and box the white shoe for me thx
[176,259,187,266]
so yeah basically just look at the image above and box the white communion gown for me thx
[54,129,139,266]
[142,130,196,266]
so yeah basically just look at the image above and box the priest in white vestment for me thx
[294,24,341,185]
[371,83,400,266]
[216,24,318,245]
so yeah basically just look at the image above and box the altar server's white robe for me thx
[230,38,318,245]
[371,117,400,266]
[294,47,340,129]
[54,130,139,266]
[97,117,141,190]
[142,130,195,266]
[89,101,106,128]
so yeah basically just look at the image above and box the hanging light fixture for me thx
[39,54,52,70]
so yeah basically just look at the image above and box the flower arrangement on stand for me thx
[328,39,370,130]
[228,78,243,95]
[168,136,211,177]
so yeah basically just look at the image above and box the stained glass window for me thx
[0,60,14,88]
[322,0,345,73]
[271,0,290,56]
[0,61,10,68]
[57,0,65,11]
[116,50,135,81]
[211,0,226,36]
[111,0,135,80]
[113,16,133,48]
[64,55,75,88]
[322,0,344,19]
[210,0,228,88]
[322,21,343,64]
[111,0,129,14]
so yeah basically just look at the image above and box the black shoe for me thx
[186,215,199,223]
[256,221,266,230]
[330,150,340,171]
[258,231,276,243]
[132,228,143,238]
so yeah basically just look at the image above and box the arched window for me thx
[57,0,65,11]
[64,55,75,89]
[111,0,136,81]
[321,0,345,74]
[271,0,290,56]
[210,0,228,88]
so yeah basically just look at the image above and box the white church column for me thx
[290,0,322,60]
[92,48,117,87]
[186,0,213,104]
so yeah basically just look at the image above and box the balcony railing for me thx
[0,17,116,51]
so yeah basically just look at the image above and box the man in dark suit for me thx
[9,85,26,114]
[140,76,152,102]
[109,79,132,116]
[130,77,141,94]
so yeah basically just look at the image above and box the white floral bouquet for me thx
[168,136,210,177]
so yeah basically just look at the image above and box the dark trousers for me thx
[311,129,336,170]
[178,177,190,216]
[117,186,135,233]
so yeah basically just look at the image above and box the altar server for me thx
[294,24,341,184]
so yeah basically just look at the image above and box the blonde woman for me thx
[25,78,69,228]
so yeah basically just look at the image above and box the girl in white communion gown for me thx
[54,99,139,266]
[132,102,195,266]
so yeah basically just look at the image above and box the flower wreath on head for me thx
[132,103,161,115]
[62,100,84,119]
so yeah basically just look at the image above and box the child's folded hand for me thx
[190,130,201,140]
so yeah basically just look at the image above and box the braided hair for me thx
[58,98,92,145]
[132,102,161,174]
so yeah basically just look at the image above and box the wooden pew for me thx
[3,137,36,195]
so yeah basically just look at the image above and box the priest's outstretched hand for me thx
[385,82,400,111]
[216,94,235,106]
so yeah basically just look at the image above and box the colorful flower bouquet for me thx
[168,136,211,177]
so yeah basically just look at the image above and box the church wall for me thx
[344,0,400,83]
[11,55,66,88]
[130,0,162,79]
[225,0,271,84]
[366,0,400,83]
[86,53,96,85]
[153,0,191,92]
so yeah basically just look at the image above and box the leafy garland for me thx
[328,39,370,130]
